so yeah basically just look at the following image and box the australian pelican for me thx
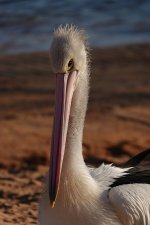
[39,25,150,225]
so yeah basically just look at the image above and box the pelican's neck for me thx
[63,60,89,168]
[59,56,98,208]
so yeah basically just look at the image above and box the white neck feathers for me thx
[58,49,99,210]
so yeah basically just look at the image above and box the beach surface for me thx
[0,44,150,224]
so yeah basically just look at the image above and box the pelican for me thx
[39,25,150,225]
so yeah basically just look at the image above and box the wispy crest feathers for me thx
[53,24,88,46]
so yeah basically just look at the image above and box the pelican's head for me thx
[50,25,87,74]
[49,25,88,208]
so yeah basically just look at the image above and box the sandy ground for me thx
[0,44,150,224]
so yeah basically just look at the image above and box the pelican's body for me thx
[39,25,150,225]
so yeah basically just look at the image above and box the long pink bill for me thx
[49,71,78,208]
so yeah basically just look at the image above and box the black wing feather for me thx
[110,149,150,189]
[122,148,150,168]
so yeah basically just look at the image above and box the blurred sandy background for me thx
[0,1,150,224]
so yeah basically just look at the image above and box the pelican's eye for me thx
[67,59,74,71]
